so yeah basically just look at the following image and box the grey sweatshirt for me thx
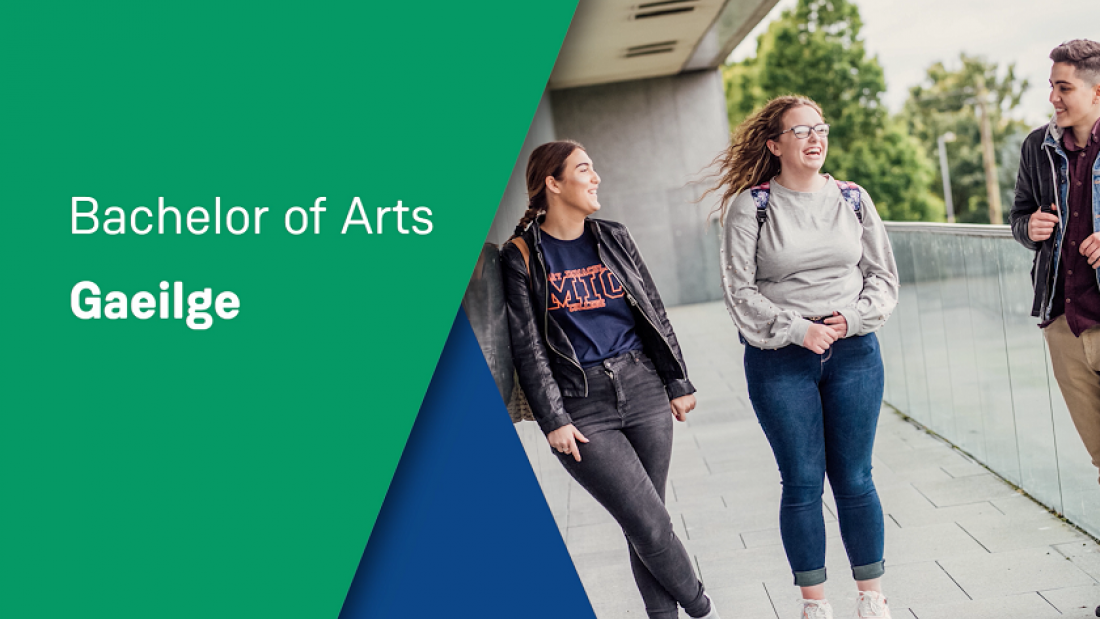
[719,177,899,349]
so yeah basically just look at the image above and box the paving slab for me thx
[1054,541,1100,581]
[693,545,797,585]
[882,522,989,564]
[937,546,1096,599]
[941,459,991,479]
[912,474,1021,507]
[1038,584,1100,617]
[888,500,1007,529]
[958,518,1089,554]
[991,493,1062,521]
[567,521,627,556]
[877,561,971,608]
[511,301,1100,619]
[907,592,1062,619]
[571,548,639,602]
[703,582,780,619]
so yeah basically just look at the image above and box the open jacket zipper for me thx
[1042,143,1067,321]
[532,223,589,397]
[528,220,688,397]
[592,222,686,380]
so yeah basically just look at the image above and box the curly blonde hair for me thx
[705,95,824,223]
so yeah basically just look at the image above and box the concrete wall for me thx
[550,69,730,306]
[482,70,731,306]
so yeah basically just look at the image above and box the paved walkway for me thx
[514,301,1100,618]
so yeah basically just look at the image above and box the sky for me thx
[729,0,1100,126]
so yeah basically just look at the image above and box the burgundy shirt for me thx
[1048,117,1100,335]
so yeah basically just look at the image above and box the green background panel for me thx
[0,2,577,617]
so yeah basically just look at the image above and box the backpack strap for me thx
[508,237,531,277]
[750,182,771,228]
[836,180,864,223]
[751,179,863,226]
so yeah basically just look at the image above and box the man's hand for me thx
[1080,232,1100,268]
[1028,208,1059,242]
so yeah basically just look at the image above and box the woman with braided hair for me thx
[501,140,718,619]
[707,96,899,619]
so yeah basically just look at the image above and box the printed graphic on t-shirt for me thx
[547,264,625,312]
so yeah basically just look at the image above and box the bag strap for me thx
[751,179,863,227]
[508,237,531,277]
[836,180,864,223]
[750,182,771,227]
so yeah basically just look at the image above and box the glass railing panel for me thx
[996,239,1062,512]
[878,292,908,413]
[944,233,987,461]
[881,223,1100,537]
[911,232,957,440]
[891,233,932,426]
[968,236,1020,484]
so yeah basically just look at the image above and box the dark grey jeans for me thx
[557,350,709,619]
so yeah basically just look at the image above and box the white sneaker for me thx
[855,591,891,618]
[800,598,833,619]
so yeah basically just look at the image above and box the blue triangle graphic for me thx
[340,307,596,618]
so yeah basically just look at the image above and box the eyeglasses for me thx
[776,124,830,139]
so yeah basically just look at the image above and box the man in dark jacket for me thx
[1011,39,1100,481]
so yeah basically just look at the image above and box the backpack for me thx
[503,237,536,424]
[750,179,863,227]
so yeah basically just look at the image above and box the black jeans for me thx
[557,351,708,619]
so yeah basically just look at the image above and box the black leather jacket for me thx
[501,218,695,435]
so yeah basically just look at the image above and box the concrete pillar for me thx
[550,69,730,306]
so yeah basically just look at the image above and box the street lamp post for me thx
[938,131,957,223]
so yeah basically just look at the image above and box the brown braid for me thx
[510,140,585,239]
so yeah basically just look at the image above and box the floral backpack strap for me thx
[835,180,864,223]
[750,182,771,228]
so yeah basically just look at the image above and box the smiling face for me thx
[766,105,828,176]
[1050,62,1100,132]
[546,148,601,216]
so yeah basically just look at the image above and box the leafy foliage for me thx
[723,0,943,221]
[901,55,1031,224]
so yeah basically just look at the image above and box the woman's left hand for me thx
[669,394,696,422]
[824,311,848,338]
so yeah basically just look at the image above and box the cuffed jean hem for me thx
[852,560,885,582]
[793,567,827,587]
[684,592,712,619]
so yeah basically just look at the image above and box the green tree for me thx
[723,0,943,221]
[901,55,1030,224]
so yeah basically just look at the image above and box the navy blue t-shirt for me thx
[540,228,642,367]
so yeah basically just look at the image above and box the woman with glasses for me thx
[705,96,899,619]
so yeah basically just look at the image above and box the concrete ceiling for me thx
[549,0,780,90]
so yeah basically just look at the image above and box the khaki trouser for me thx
[1044,315,1100,481]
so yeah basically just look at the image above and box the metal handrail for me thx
[883,221,1013,238]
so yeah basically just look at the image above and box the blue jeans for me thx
[743,334,886,587]
[558,351,709,619]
